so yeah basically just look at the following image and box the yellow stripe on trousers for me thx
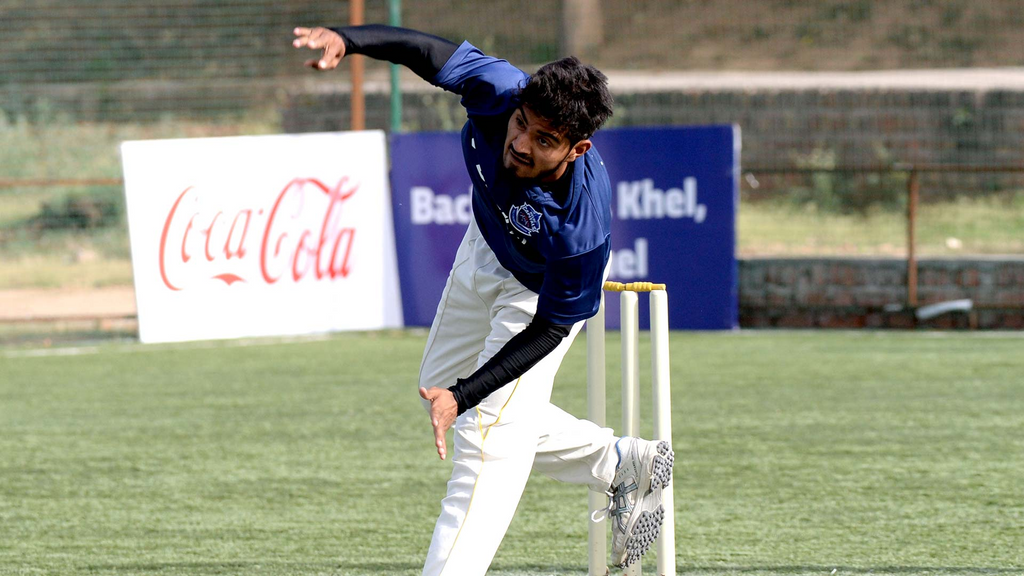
[437,376,523,576]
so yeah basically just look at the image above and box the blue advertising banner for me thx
[390,125,739,330]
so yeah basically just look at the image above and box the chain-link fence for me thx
[2,0,1023,327]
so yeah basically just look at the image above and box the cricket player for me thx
[293,24,674,575]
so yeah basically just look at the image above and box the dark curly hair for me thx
[518,56,613,144]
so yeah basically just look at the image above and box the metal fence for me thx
[1,0,1023,328]
[5,1,1024,121]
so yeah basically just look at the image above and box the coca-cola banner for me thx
[121,131,402,343]
[390,126,739,330]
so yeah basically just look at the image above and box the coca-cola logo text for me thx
[158,177,359,291]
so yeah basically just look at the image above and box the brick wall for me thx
[740,257,1024,329]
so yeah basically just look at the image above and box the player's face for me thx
[503,106,587,182]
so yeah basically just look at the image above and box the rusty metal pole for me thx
[561,0,604,57]
[349,0,365,130]
[907,169,920,307]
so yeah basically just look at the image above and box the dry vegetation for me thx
[414,0,1024,70]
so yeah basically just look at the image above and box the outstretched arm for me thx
[296,25,528,119]
[292,24,457,81]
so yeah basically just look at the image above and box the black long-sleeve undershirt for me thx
[326,24,574,414]
[329,24,457,81]
[449,317,572,415]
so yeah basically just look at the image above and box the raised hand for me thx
[292,27,346,70]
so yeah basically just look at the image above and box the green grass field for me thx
[2,331,1022,575]
[738,194,1024,257]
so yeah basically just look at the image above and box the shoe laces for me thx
[589,489,615,523]
[591,438,633,524]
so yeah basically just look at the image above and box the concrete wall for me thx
[616,88,1024,168]
[283,83,1024,169]
[282,83,1024,195]
[740,257,1024,329]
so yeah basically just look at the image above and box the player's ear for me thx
[567,139,592,162]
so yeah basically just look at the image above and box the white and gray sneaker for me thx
[600,437,674,568]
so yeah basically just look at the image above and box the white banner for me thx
[121,131,402,343]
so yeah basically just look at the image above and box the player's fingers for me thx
[419,387,432,401]
[294,27,326,49]
[292,27,311,47]
[321,46,343,70]
[304,58,321,69]
[306,27,329,49]
[292,27,313,48]
[316,52,333,70]
[327,37,346,66]
[433,421,447,460]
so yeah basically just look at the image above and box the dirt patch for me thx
[0,286,136,321]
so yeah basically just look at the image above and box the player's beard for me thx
[504,146,572,183]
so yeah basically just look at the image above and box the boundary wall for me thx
[740,257,1024,329]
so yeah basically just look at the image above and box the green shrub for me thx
[30,187,124,230]
[788,147,907,214]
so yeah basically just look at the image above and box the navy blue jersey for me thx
[432,41,612,325]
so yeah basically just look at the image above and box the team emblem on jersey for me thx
[508,203,542,236]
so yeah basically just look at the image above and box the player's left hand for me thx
[419,387,458,460]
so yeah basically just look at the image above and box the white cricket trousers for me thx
[418,219,620,576]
